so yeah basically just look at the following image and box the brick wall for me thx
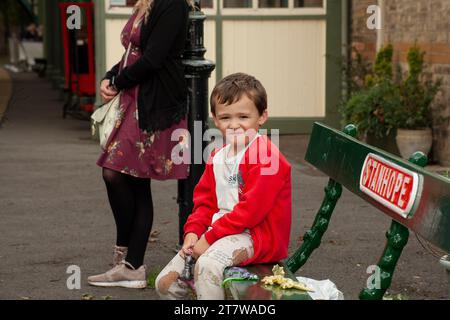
[350,0,377,60]
[350,0,450,165]
[383,0,450,165]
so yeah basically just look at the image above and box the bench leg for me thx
[360,152,426,300]
[359,220,409,300]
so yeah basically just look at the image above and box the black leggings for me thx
[102,168,153,269]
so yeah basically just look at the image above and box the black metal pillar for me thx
[178,1,215,245]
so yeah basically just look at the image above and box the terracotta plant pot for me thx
[395,128,433,159]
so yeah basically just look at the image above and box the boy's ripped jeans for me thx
[155,232,254,300]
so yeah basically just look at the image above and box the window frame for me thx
[199,0,217,16]
[220,0,326,16]
[105,0,135,15]
[103,0,325,17]
[105,0,218,15]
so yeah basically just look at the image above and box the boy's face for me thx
[213,94,268,149]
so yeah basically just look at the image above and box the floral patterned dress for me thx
[97,12,189,180]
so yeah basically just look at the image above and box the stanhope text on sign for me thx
[359,153,422,218]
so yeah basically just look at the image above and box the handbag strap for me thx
[124,42,132,67]
[123,15,143,67]
[110,43,131,90]
[111,17,141,89]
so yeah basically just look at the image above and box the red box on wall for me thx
[59,2,95,111]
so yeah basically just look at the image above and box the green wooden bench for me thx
[224,122,450,300]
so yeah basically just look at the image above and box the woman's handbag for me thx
[91,42,132,149]
[91,93,120,150]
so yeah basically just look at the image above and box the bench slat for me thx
[224,263,312,300]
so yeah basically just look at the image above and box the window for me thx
[220,0,326,13]
[109,0,137,7]
[259,0,289,8]
[201,0,214,8]
[294,0,323,8]
[223,0,252,8]
[108,0,213,8]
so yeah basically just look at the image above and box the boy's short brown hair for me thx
[210,73,267,116]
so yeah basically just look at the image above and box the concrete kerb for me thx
[0,67,13,124]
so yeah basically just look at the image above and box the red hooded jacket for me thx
[183,135,292,266]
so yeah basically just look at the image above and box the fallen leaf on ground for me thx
[151,230,161,237]
[81,293,95,300]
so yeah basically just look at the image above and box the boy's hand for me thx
[192,235,210,259]
[180,233,199,258]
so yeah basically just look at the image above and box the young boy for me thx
[155,73,292,300]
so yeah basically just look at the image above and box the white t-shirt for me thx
[211,135,260,226]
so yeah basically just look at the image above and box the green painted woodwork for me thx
[305,122,450,252]
[359,220,410,300]
[359,152,427,300]
[324,0,343,130]
[224,262,312,300]
[94,0,106,107]
[285,179,343,273]
[285,124,355,273]
[42,0,65,88]
[18,0,37,23]
[225,122,449,300]
[302,122,449,299]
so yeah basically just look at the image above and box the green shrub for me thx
[393,46,442,129]
[340,44,442,135]
[340,45,400,138]
[340,80,401,138]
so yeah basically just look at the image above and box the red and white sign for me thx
[359,153,421,218]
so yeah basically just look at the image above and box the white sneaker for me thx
[88,261,147,289]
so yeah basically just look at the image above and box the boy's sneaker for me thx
[88,261,147,289]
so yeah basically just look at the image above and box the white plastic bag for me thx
[296,276,344,300]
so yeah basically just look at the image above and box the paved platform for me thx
[0,72,448,300]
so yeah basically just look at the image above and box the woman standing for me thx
[88,0,191,289]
